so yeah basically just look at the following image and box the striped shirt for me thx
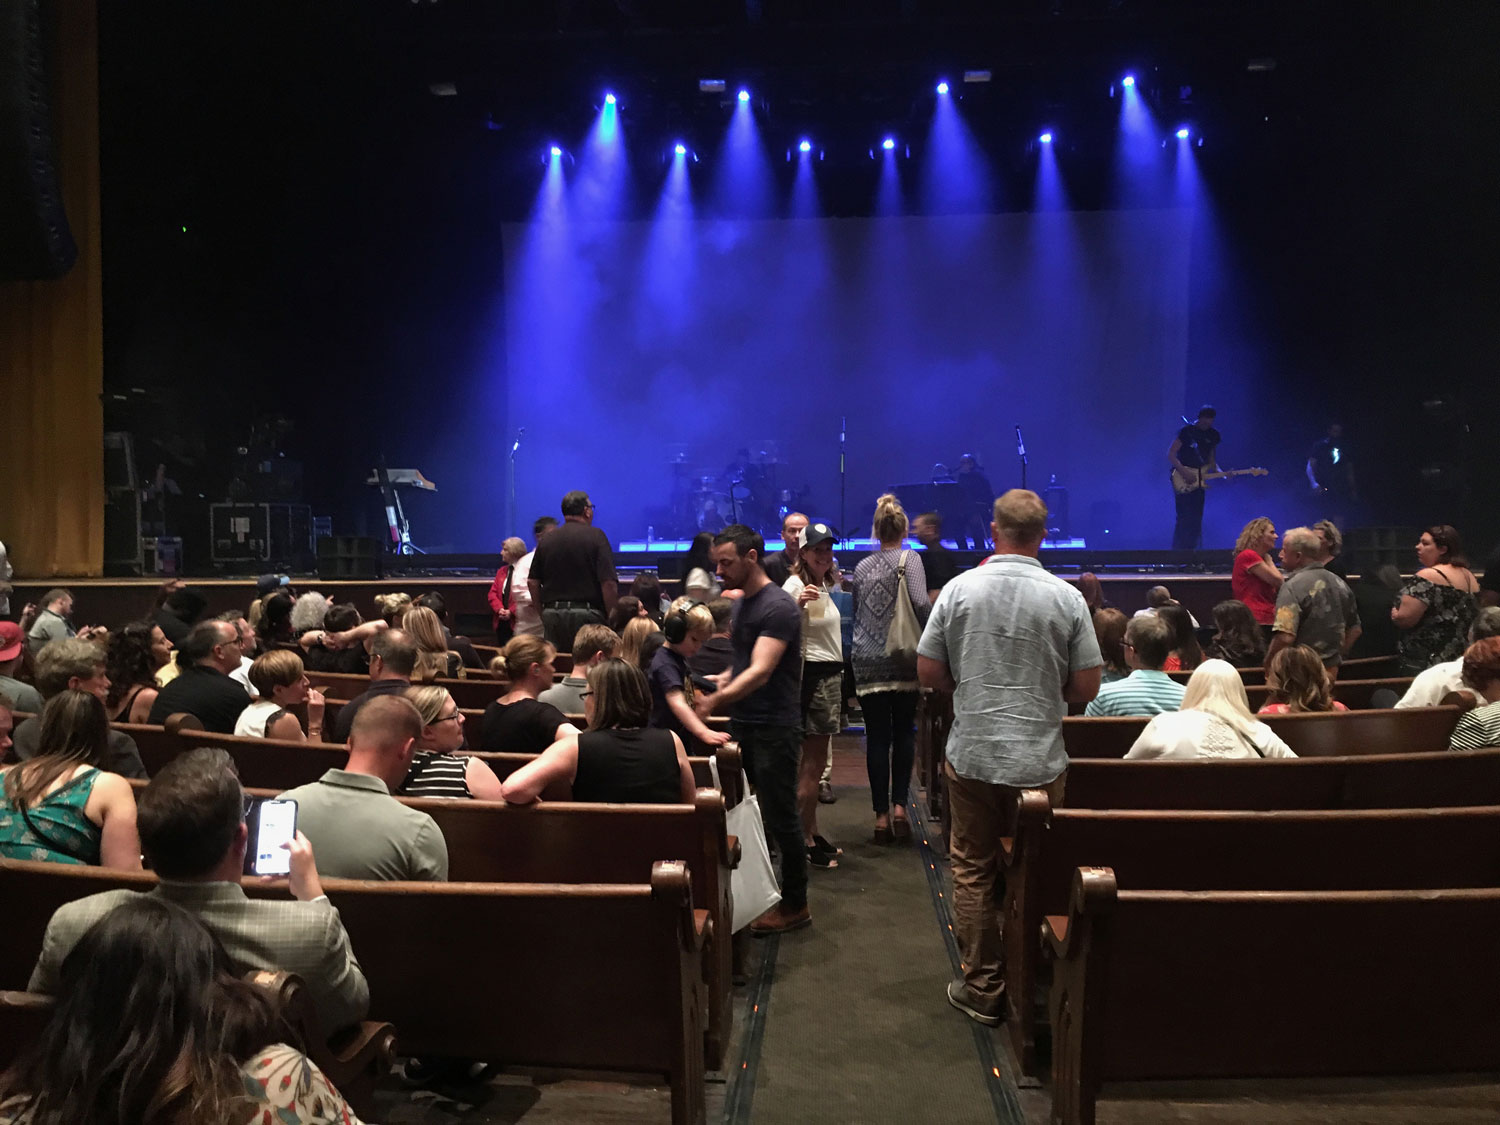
[1084,669,1185,717]
[1449,701,1500,752]
[398,751,472,799]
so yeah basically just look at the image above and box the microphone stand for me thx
[1015,425,1028,492]
[508,428,524,536]
[839,415,847,546]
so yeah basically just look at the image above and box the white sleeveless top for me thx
[233,699,288,739]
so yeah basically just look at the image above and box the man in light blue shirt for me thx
[1084,615,1185,716]
[918,489,1100,1028]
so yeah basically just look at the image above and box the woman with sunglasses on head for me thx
[398,684,504,800]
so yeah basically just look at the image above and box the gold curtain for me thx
[0,0,103,577]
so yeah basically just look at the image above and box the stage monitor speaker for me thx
[317,535,382,580]
[0,0,77,281]
[103,491,142,576]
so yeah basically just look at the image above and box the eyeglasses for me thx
[1122,641,1136,650]
[434,712,463,724]
[579,690,594,698]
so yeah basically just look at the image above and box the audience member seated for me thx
[687,598,736,680]
[289,590,331,636]
[1092,609,1130,684]
[329,628,417,743]
[607,595,647,636]
[146,621,251,733]
[216,611,261,698]
[152,584,208,647]
[103,620,172,723]
[0,691,141,869]
[1398,606,1500,709]
[649,602,731,755]
[538,623,619,713]
[618,615,658,670]
[27,746,369,1033]
[234,651,325,742]
[0,897,369,1125]
[479,636,579,753]
[1449,637,1500,751]
[1077,571,1109,614]
[1205,599,1267,668]
[1349,564,1404,659]
[373,591,412,627]
[247,573,291,631]
[1126,659,1296,759]
[280,695,447,881]
[1260,643,1348,713]
[1156,603,1203,671]
[1230,517,1282,628]
[631,572,668,624]
[1084,615,1185,716]
[25,588,88,655]
[399,684,504,800]
[501,659,697,805]
[0,621,43,714]
[1266,526,1361,674]
[301,603,373,674]
[13,638,147,779]
[413,591,482,669]
[254,590,297,651]
[1133,585,1200,628]
[402,604,462,681]
[1393,524,1481,676]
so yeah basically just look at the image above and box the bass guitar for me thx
[1170,466,1268,494]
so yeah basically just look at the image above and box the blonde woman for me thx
[479,635,580,753]
[400,684,505,800]
[403,604,461,682]
[374,591,412,627]
[1126,659,1295,759]
[234,651,325,741]
[852,493,930,842]
[1231,518,1282,628]
[618,615,658,670]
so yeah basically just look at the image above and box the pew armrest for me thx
[326,1019,398,1074]
[1042,915,1070,956]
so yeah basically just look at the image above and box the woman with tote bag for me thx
[851,494,931,843]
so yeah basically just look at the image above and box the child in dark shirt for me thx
[648,602,731,755]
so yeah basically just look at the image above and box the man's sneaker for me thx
[946,980,1003,1026]
[750,904,812,936]
[818,780,837,804]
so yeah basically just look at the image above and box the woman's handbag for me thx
[884,550,923,663]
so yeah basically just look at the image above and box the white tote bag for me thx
[884,550,923,662]
[725,792,781,932]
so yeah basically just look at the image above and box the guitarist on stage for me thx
[1167,405,1222,549]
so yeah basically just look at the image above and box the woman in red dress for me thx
[1231,517,1282,628]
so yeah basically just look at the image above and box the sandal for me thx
[806,845,839,869]
[812,834,843,857]
[873,824,893,845]
[892,813,912,842]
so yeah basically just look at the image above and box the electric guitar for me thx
[1170,466,1268,494]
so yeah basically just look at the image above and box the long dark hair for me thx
[1206,600,1266,667]
[681,533,714,582]
[608,596,643,635]
[0,897,286,1125]
[629,573,664,624]
[3,691,110,812]
[105,621,160,709]
[1156,604,1203,670]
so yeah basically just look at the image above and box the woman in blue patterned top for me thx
[0,690,141,869]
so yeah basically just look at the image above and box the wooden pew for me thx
[1060,746,1500,811]
[0,859,709,1125]
[1061,705,1461,760]
[1163,654,1401,685]
[403,792,738,1069]
[916,690,953,845]
[307,671,506,712]
[1002,797,1500,1076]
[1043,869,1500,1125]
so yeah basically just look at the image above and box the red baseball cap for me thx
[0,621,23,662]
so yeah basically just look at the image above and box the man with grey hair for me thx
[1266,526,1361,674]
[12,637,147,777]
[1396,606,1500,708]
[147,621,251,731]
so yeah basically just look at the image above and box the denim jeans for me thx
[732,721,807,913]
[861,690,918,814]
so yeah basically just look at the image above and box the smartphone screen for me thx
[245,798,298,877]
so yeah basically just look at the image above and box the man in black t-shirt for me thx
[697,524,808,935]
[762,512,808,588]
[528,490,619,653]
[913,511,959,602]
[1306,422,1358,525]
[1167,406,1222,550]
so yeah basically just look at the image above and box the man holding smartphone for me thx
[28,748,369,1034]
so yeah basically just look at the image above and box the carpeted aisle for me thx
[747,780,1008,1124]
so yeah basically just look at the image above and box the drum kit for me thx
[665,441,809,538]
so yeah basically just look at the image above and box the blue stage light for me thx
[798,139,812,153]
[882,137,896,151]
[1175,126,1190,139]
[1121,74,1136,88]
[549,145,563,158]
[936,81,950,95]
[604,92,616,105]
[1039,131,1053,144]
[737,88,750,103]
[674,142,687,156]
